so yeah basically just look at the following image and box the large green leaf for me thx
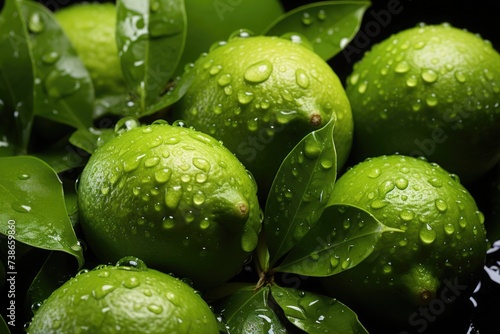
[265,117,337,268]
[116,0,187,114]
[0,156,84,268]
[0,0,35,155]
[23,0,94,130]
[264,1,371,61]
[271,285,368,334]
[275,204,400,276]
[214,287,288,334]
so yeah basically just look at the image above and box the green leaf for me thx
[26,251,78,316]
[0,156,84,268]
[0,313,11,334]
[265,117,337,267]
[69,127,117,155]
[275,204,400,276]
[271,285,368,334]
[263,1,371,61]
[0,0,35,155]
[116,0,187,113]
[214,286,287,334]
[23,0,94,130]
[32,136,89,173]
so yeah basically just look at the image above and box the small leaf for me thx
[213,286,287,334]
[0,156,84,268]
[265,117,337,267]
[23,0,94,130]
[263,1,371,61]
[0,0,35,155]
[69,127,117,155]
[271,285,368,334]
[33,136,89,173]
[275,204,400,276]
[116,0,187,113]
[0,313,11,334]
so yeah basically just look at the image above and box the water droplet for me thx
[379,180,395,196]
[444,223,455,235]
[454,71,467,83]
[237,91,254,105]
[302,12,312,25]
[295,69,310,89]
[341,258,351,270]
[144,156,160,168]
[192,158,211,173]
[119,276,140,289]
[224,85,233,95]
[367,168,381,178]
[28,13,44,33]
[357,81,368,94]
[304,137,321,159]
[421,69,438,83]
[116,256,148,271]
[92,284,116,300]
[163,216,175,229]
[217,73,232,86]
[435,199,448,212]
[193,191,206,206]
[209,65,222,76]
[395,61,410,73]
[244,60,273,83]
[165,136,180,145]
[317,9,327,20]
[400,210,414,221]
[395,177,408,190]
[17,173,30,180]
[147,304,163,314]
[241,229,258,252]
[123,154,145,172]
[426,94,438,107]
[484,68,494,81]
[477,211,485,224]
[41,51,59,65]
[44,69,81,98]
[165,185,183,209]
[428,177,443,188]
[247,118,259,131]
[12,203,31,213]
[459,217,468,228]
[200,219,211,230]
[406,75,418,87]
[114,116,140,134]
[370,199,389,209]
[330,255,340,268]
[320,158,333,170]
[419,223,437,244]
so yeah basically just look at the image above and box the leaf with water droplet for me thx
[69,127,117,154]
[212,286,288,334]
[116,0,187,112]
[0,156,84,268]
[265,117,337,268]
[20,1,94,130]
[275,204,400,277]
[263,1,371,61]
[271,285,369,333]
[0,0,36,155]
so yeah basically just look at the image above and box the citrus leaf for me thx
[0,313,11,334]
[213,286,287,334]
[116,0,187,114]
[69,127,117,155]
[33,136,89,173]
[263,1,371,61]
[271,285,368,334]
[0,156,84,268]
[23,0,94,130]
[265,117,337,267]
[0,0,35,155]
[275,204,400,276]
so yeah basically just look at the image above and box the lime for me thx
[55,2,126,98]
[78,121,261,290]
[322,155,487,322]
[27,258,219,333]
[178,0,284,71]
[346,23,500,184]
[173,35,353,198]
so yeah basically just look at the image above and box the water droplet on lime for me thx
[244,60,273,83]
[295,68,310,88]
[419,223,437,244]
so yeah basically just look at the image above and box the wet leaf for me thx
[0,313,11,334]
[69,127,117,155]
[24,0,94,130]
[33,136,89,173]
[116,0,187,114]
[275,204,400,276]
[271,285,368,334]
[265,117,337,267]
[263,1,371,61]
[213,286,287,334]
[0,156,84,268]
[0,0,35,155]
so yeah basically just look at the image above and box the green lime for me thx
[173,35,353,198]
[346,23,500,184]
[78,121,261,290]
[322,155,487,322]
[55,2,126,97]
[178,0,284,71]
[27,258,219,333]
